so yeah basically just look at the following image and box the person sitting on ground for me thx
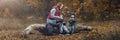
[69,13,76,34]
[46,2,69,35]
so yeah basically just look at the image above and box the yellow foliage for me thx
[26,0,41,8]
[76,8,80,14]
[72,0,79,7]
[27,16,34,20]
[2,8,10,17]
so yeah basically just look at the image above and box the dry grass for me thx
[0,18,25,30]
[0,18,120,40]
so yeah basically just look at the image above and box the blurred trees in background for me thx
[61,0,120,21]
[0,0,120,22]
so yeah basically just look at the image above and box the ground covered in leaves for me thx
[0,18,120,40]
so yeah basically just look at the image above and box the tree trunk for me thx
[43,0,52,22]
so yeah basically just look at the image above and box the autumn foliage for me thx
[0,0,120,21]
[0,0,120,40]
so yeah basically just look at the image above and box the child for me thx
[69,13,76,34]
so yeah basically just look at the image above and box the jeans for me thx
[46,24,53,34]
[70,24,75,33]
[47,19,69,34]
[71,24,75,33]
[46,19,56,34]
[59,24,69,34]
